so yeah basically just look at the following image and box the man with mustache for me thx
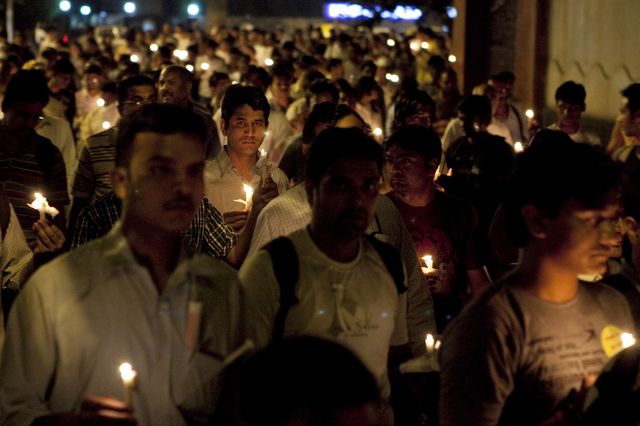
[205,84,287,233]
[240,128,409,422]
[158,64,220,158]
[0,104,243,425]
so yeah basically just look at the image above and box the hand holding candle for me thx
[119,362,137,406]
[28,192,59,221]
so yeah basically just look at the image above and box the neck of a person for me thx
[308,224,360,263]
[394,183,436,207]
[513,246,580,303]
[558,119,580,135]
[122,215,182,294]
[226,146,257,180]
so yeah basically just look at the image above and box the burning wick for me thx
[234,184,254,211]
[425,333,435,354]
[514,141,524,153]
[621,332,636,349]
[119,362,137,406]
[421,254,437,275]
[28,193,59,221]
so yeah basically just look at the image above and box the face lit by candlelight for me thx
[221,105,267,158]
[113,131,205,235]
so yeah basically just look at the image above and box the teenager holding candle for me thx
[204,84,286,232]
[385,125,490,332]
[0,105,243,425]
[440,131,635,425]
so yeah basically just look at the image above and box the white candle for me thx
[28,192,59,221]
[259,148,271,184]
[119,362,137,406]
[425,333,435,354]
[234,184,254,211]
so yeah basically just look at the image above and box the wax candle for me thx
[425,333,435,354]
[28,192,59,221]
[119,362,137,406]
[421,254,437,274]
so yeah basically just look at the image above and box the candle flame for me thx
[514,141,524,153]
[525,109,535,119]
[119,362,137,382]
[28,193,59,218]
[422,255,434,269]
[621,332,636,349]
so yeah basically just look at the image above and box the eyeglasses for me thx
[11,107,44,122]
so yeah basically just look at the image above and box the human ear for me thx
[111,167,129,200]
[220,118,228,136]
[625,216,640,245]
[521,204,548,239]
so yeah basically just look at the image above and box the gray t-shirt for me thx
[439,281,635,426]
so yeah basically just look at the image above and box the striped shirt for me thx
[0,126,69,244]
[72,127,117,203]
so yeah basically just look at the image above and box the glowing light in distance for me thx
[514,141,524,153]
[421,41,429,50]
[102,121,111,130]
[200,62,210,71]
[622,332,636,349]
[130,54,139,63]
[410,42,419,51]
[80,5,91,15]
[446,6,458,19]
[264,58,274,67]
[525,109,535,119]
[187,3,200,16]
[173,49,188,61]
[149,43,158,52]
[448,54,457,63]
[186,64,194,72]
[123,2,136,13]
[96,98,105,107]
[59,0,71,12]
[385,73,400,83]
[386,39,396,47]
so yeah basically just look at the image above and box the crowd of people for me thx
[0,19,640,425]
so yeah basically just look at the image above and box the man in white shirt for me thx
[547,81,601,146]
[0,104,243,425]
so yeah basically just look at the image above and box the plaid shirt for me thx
[71,192,237,258]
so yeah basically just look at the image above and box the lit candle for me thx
[200,62,210,71]
[425,333,435,354]
[28,192,59,221]
[102,121,111,130]
[259,148,271,185]
[264,58,274,67]
[525,109,535,119]
[514,141,524,153]
[150,43,158,52]
[119,362,137,406]
[621,332,636,349]
[96,98,105,107]
[234,184,254,211]
[372,127,384,143]
[421,254,437,274]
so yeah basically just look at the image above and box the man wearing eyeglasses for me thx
[69,75,157,234]
[0,69,68,256]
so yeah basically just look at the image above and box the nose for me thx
[598,218,623,246]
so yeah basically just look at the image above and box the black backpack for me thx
[264,234,407,341]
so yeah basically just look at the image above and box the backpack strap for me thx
[264,237,299,342]
[365,234,407,295]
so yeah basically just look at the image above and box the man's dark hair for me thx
[161,64,194,84]
[270,62,294,81]
[238,336,379,426]
[51,57,75,75]
[503,129,621,247]
[555,81,586,104]
[241,65,271,92]
[355,76,380,101]
[117,75,155,104]
[209,72,229,88]
[84,63,102,76]
[2,69,49,112]
[327,58,343,71]
[302,102,340,144]
[306,127,383,183]
[99,80,117,95]
[393,88,436,132]
[115,104,207,167]
[310,79,339,103]
[221,84,270,124]
[622,83,640,115]
[490,71,516,84]
[458,95,492,126]
[386,125,442,167]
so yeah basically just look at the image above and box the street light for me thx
[187,3,200,16]
[59,0,71,12]
[79,4,91,15]
[123,2,136,13]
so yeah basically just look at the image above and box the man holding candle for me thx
[0,104,243,425]
[240,128,409,415]
[385,125,491,332]
[204,84,287,231]
[440,132,635,425]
